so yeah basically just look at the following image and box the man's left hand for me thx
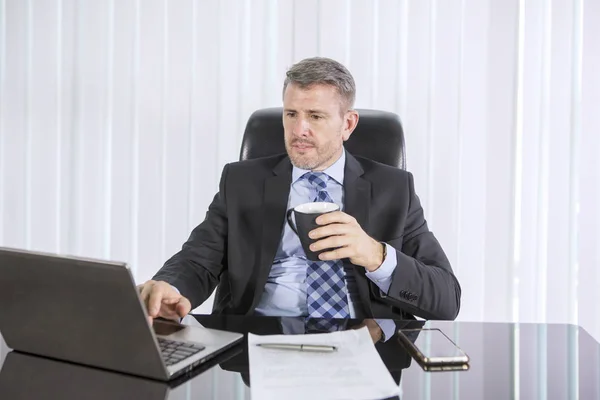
[309,211,384,272]
[351,319,384,344]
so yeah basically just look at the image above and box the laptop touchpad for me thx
[153,320,186,336]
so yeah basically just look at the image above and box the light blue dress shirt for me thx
[254,151,397,339]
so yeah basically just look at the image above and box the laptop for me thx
[0,247,243,381]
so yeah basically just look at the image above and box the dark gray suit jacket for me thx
[153,152,461,320]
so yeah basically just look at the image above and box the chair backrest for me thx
[239,107,406,169]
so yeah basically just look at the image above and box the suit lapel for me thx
[247,157,292,313]
[343,153,370,235]
[343,154,374,317]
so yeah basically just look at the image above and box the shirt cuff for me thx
[365,243,397,294]
[374,319,396,342]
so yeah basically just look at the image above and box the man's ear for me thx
[342,110,359,141]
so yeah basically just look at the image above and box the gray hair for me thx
[282,57,356,110]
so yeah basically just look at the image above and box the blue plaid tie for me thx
[305,317,344,333]
[301,172,350,319]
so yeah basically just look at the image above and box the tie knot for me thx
[302,172,330,190]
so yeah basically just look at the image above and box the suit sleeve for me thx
[377,172,462,320]
[152,164,230,309]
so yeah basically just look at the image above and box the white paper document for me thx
[248,326,400,400]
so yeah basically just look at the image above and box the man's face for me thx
[283,83,357,171]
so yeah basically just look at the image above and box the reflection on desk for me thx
[194,315,418,393]
[0,352,170,400]
[1,316,599,400]
[0,333,243,400]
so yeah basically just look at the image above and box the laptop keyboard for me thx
[158,337,205,366]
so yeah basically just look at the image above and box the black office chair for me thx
[239,107,406,169]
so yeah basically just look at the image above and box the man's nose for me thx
[293,117,310,135]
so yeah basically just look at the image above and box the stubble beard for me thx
[286,139,342,171]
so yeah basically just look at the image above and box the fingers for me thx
[156,298,191,322]
[175,297,192,318]
[158,306,181,321]
[308,220,359,261]
[147,284,166,317]
[315,211,356,226]
[139,280,187,319]
[140,281,156,311]
[308,212,381,268]
[363,319,383,343]
[310,234,352,253]
[318,246,353,261]
[309,223,352,240]
[139,281,158,323]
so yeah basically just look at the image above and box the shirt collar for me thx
[292,149,346,186]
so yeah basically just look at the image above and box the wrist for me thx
[366,240,386,272]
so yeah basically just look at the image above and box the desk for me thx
[1,315,599,399]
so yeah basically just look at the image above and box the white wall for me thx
[1,0,599,340]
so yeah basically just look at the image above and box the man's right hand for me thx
[138,280,192,323]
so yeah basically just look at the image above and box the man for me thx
[139,57,461,340]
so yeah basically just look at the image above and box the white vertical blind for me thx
[578,0,600,343]
[1,0,599,342]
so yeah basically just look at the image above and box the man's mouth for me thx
[292,142,315,150]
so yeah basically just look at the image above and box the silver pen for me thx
[256,343,338,352]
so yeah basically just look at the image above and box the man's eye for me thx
[286,112,296,117]
[311,115,322,120]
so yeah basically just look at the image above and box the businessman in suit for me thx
[139,57,461,340]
